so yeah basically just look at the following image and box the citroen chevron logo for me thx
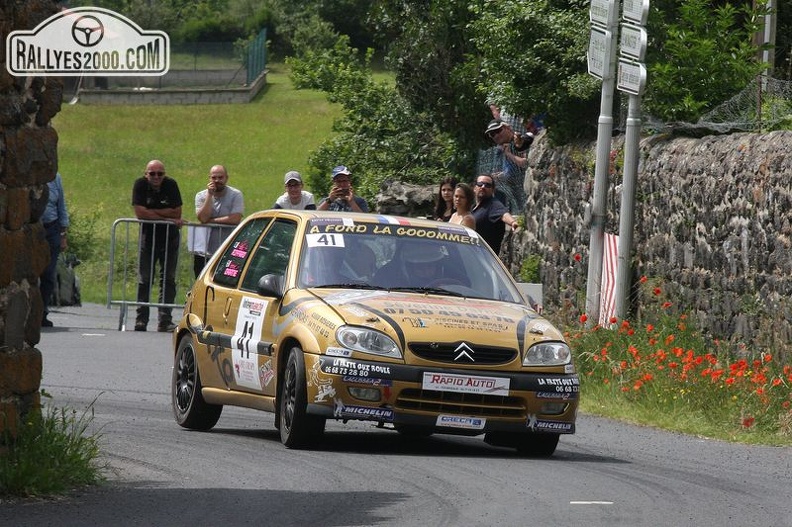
[454,342,475,362]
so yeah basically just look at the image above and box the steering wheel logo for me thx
[71,15,104,47]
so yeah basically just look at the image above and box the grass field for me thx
[53,62,341,303]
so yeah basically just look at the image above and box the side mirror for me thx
[257,274,284,298]
[186,313,204,334]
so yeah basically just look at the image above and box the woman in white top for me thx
[273,171,316,210]
[449,183,475,229]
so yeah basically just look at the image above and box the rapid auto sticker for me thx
[436,415,486,430]
[422,372,510,396]
[232,296,269,390]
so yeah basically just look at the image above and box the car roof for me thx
[246,210,451,229]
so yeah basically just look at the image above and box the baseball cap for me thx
[331,165,351,179]
[284,171,302,184]
[485,119,506,139]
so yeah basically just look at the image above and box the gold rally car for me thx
[171,210,578,456]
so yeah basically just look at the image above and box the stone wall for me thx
[375,131,792,354]
[0,0,60,439]
[505,130,792,355]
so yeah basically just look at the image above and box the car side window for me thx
[212,218,271,288]
[240,219,297,292]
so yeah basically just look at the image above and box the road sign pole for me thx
[615,93,641,318]
[585,0,621,326]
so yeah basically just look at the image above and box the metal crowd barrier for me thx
[107,218,232,331]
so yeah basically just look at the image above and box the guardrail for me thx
[107,218,232,331]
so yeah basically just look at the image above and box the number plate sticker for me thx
[232,296,269,390]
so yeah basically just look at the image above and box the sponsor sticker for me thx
[527,414,575,433]
[333,399,394,421]
[7,7,170,76]
[422,372,510,396]
[436,415,486,430]
[231,296,269,390]
[326,347,352,357]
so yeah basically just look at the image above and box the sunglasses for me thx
[286,181,302,187]
[475,181,493,188]
[147,171,165,177]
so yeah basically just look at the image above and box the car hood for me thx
[311,289,564,348]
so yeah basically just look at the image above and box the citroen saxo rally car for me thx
[172,211,579,456]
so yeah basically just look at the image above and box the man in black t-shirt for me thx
[131,159,183,332]
[471,174,520,255]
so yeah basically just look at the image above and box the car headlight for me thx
[523,342,571,366]
[336,326,402,359]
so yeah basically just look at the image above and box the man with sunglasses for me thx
[132,159,184,332]
[471,174,520,254]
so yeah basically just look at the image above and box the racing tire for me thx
[172,335,222,430]
[279,347,326,448]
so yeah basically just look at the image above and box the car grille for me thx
[395,389,525,418]
[408,342,517,365]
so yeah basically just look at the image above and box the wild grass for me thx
[0,395,106,498]
[563,277,792,446]
[54,62,341,303]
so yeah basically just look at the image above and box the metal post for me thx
[585,1,621,325]
[615,94,641,318]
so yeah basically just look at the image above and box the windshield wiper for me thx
[387,286,465,297]
[311,283,384,290]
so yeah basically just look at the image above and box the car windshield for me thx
[297,220,523,303]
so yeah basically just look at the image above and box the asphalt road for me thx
[2,303,791,526]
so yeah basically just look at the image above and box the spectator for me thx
[471,173,520,254]
[449,182,475,229]
[433,176,458,221]
[132,159,183,332]
[193,164,244,278]
[273,171,316,210]
[485,119,533,214]
[316,165,369,212]
[39,172,70,328]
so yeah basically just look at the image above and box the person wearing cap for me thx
[471,173,520,255]
[192,164,244,278]
[485,118,533,214]
[317,165,369,213]
[273,171,316,210]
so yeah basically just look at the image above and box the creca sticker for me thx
[436,415,486,430]
[307,222,481,246]
[423,372,510,396]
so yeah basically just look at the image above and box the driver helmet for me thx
[402,243,445,280]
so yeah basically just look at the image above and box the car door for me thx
[225,218,297,397]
